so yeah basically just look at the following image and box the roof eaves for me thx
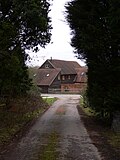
[39,60,48,69]
[49,69,61,86]
[47,60,56,69]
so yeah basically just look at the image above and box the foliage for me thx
[65,0,120,121]
[0,0,52,98]
[0,93,48,147]
[0,0,52,50]
[29,85,41,97]
[80,95,95,117]
[0,46,32,98]
[28,67,39,86]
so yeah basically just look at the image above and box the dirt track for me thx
[1,94,102,160]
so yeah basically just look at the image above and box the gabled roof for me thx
[48,59,81,75]
[74,67,87,83]
[36,68,60,86]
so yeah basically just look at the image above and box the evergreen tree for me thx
[0,0,52,97]
[66,0,120,120]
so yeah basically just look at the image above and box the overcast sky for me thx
[27,0,85,67]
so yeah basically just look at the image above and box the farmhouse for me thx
[35,59,87,93]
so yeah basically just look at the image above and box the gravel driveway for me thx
[1,94,102,160]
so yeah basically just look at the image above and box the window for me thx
[58,75,60,80]
[45,64,49,68]
[68,75,71,79]
[62,75,65,80]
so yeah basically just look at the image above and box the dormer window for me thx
[45,64,49,68]
[81,72,85,76]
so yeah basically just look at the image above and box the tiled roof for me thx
[74,67,87,83]
[48,59,81,75]
[35,69,60,86]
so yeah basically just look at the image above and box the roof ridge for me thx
[49,59,79,63]
[49,70,60,86]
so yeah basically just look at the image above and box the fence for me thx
[48,88,85,95]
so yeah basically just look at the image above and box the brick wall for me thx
[61,83,87,93]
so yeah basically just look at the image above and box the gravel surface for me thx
[1,94,102,160]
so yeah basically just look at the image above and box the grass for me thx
[36,131,59,160]
[104,132,120,149]
[42,97,57,106]
[79,96,95,116]
[79,96,120,152]
[0,92,57,151]
[0,93,48,149]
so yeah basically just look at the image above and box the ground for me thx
[77,105,120,160]
[0,94,119,160]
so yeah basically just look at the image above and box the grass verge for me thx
[79,96,95,117]
[104,131,120,150]
[79,96,120,159]
[0,93,48,151]
[42,97,57,106]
